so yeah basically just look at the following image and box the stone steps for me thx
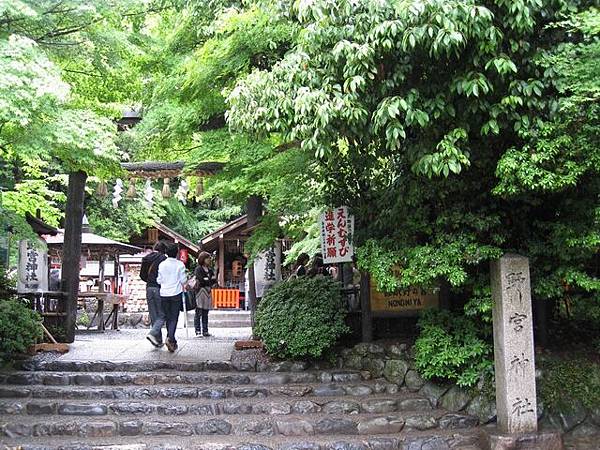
[0,370,366,387]
[194,311,252,328]
[18,359,312,372]
[0,394,433,417]
[0,411,479,438]
[207,320,253,328]
[0,357,485,449]
[0,429,485,450]
[0,380,405,401]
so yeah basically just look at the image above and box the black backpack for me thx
[140,253,159,282]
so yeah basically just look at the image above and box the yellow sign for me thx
[370,277,439,315]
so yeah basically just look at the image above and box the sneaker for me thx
[195,330,202,337]
[165,339,177,353]
[146,334,161,348]
[203,332,211,337]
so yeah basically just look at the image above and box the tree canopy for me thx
[223,0,599,308]
[1,0,598,314]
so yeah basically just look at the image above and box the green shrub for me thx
[0,299,43,361]
[414,309,493,387]
[538,355,600,412]
[255,276,349,359]
[77,311,91,328]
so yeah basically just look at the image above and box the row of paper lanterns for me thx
[95,178,203,208]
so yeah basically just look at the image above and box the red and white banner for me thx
[320,206,354,264]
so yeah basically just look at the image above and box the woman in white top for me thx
[157,243,187,352]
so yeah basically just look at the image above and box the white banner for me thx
[18,239,48,293]
[320,206,354,264]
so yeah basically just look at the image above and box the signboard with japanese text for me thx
[370,267,439,316]
[320,206,354,264]
[17,239,48,293]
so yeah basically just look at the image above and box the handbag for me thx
[180,291,197,311]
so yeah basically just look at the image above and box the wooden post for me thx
[112,254,120,330]
[98,252,105,331]
[61,171,87,343]
[360,272,372,342]
[218,235,225,287]
[246,195,263,329]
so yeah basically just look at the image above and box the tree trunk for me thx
[246,195,263,331]
[61,171,87,343]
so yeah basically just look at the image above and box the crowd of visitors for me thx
[139,244,359,352]
[140,241,215,352]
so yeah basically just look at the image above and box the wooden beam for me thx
[97,253,105,331]
[61,171,87,343]
[218,235,225,287]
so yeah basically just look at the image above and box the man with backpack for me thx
[140,241,167,347]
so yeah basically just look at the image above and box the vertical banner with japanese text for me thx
[17,239,48,293]
[320,206,354,264]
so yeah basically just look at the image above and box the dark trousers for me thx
[161,294,181,344]
[194,308,208,333]
[147,287,165,342]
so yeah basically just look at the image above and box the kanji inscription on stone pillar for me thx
[491,254,537,434]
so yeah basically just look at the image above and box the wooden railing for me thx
[212,288,240,309]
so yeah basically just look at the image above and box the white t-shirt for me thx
[157,257,187,297]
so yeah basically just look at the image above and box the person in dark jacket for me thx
[193,251,215,337]
[308,252,329,277]
[141,241,167,347]
[294,253,310,277]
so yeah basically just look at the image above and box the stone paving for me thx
[63,319,252,362]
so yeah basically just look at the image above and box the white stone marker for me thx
[491,254,537,434]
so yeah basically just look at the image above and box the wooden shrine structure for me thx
[45,217,142,331]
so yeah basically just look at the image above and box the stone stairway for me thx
[0,359,485,450]
[186,310,251,329]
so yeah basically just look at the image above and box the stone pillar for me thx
[491,254,537,434]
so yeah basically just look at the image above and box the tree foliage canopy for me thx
[224,0,599,307]
[0,0,597,321]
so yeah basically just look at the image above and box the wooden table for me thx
[78,292,126,331]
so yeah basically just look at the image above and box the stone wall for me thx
[338,341,600,441]
[123,264,147,313]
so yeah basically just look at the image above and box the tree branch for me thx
[63,68,102,78]
[275,141,301,152]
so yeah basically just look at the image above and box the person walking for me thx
[157,243,187,352]
[141,241,167,347]
[194,251,215,337]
